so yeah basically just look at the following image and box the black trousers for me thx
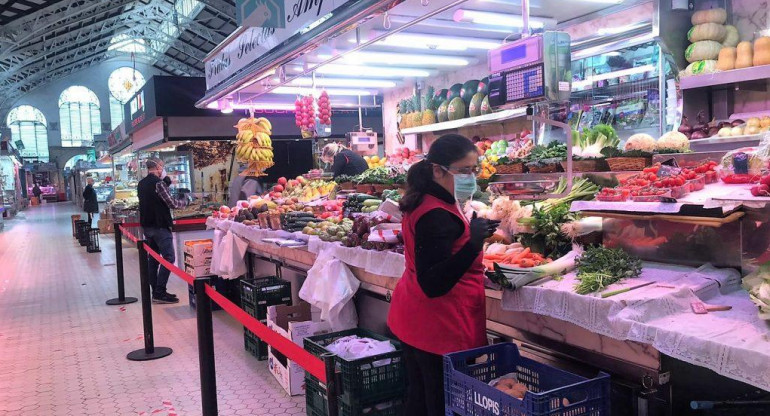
[403,342,445,416]
[86,212,94,225]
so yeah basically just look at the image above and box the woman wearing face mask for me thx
[387,134,500,416]
[320,143,368,179]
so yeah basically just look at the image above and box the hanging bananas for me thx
[234,117,274,163]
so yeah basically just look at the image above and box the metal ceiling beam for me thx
[198,0,236,19]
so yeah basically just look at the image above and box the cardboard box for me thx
[185,263,212,278]
[266,303,331,396]
[183,239,213,258]
[184,252,212,268]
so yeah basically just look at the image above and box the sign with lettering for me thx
[206,0,351,89]
[237,0,285,28]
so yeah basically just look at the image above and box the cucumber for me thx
[362,199,381,207]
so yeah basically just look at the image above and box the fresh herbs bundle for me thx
[574,246,643,295]
[518,203,578,259]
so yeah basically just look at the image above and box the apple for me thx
[219,206,231,214]
[278,177,287,186]
[238,201,249,209]
[273,184,284,192]
[761,175,770,187]
[212,211,220,218]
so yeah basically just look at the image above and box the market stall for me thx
[192,0,770,414]
[0,140,25,218]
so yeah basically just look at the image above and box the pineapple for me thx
[411,93,422,127]
[421,86,437,125]
[400,98,411,129]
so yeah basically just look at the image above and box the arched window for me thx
[108,67,146,129]
[59,86,101,147]
[6,105,49,162]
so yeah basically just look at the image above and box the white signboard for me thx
[205,0,352,90]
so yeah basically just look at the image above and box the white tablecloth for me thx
[501,263,770,392]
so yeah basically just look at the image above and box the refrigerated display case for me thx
[137,151,194,196]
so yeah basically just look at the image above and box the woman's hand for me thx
[470,212,501,246]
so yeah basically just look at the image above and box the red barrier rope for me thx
[204,285,327,383]
[121,222,141,227]
[139,243,328,382]
[119,225,139,243]
[145,248,195,286]
[173,218,208,225]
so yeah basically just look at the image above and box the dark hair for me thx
[399,134,477,212]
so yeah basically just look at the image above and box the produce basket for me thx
[606,157,650,172]
[526,162,562,174]
[304,328,405,405]
[305,376,404,416]
[445,343,610,416]
[560,159,606,173]
[371,184,389,195]
[338,181,354,191]
[495,163,525,174]
[356,184,374,194]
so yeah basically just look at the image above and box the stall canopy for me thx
[196,0,688,113]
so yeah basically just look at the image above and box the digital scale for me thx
[348,131,378,156]
[487,32,572,110]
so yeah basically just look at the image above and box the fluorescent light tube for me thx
[317,52,470,67]
[315,64,430,78]
[572,64,656,89]
[351,33,501,51]
[273,87,373,96]
[453,10,547,29]
[287,78,397,88]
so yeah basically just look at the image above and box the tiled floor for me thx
[0,203,306,415]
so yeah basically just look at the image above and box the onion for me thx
[732,119,745,127]
[718,121,732,129]
[691,130,708,140]
[678,115,693,133]
[694,110,709,132]
[708,126,720,136]
[683,131,692,139]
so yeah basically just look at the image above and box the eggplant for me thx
[691,130,708,140]
[732,119,745,127]
[678,115,693,134]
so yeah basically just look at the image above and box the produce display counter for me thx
[206,216,770,404]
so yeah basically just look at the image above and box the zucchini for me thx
[362,199,381,207]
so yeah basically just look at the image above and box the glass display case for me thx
[568,41,677,143]
[137,151,194,197]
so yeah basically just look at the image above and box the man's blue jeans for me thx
[143,227,175,296]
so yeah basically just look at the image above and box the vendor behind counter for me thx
[228,163,264,204]
[321,143,368,179]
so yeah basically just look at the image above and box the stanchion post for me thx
[323,353,339,416]
[127,240,173,361]
[107,224,138,305]
[194,278,218,416]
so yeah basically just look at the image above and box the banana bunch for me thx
[234,117,274,163]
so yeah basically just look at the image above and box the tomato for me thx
[649,174,657,181]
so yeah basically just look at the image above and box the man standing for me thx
[83,177,99,225]
[138,158,188,304]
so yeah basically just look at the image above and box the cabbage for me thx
[624,134,656,153]
[656,131,690,152]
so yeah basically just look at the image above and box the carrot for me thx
[519,259,534,268]
[510,247,531,263]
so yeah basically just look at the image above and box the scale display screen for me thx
[501,43,527,64]
[354,136,372,143]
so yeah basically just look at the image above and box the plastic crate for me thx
[305,376,404,416]
[444,343,610,416]
[239,276,291,313]
[244,328,270,360]
[304,328,405,405]
[87,228,101,253]
[76,221,90,246]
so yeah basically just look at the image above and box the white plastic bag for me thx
[220,231,249,279]
[299,249,359,331]
[209,229,227,275]
[367,223,402,244]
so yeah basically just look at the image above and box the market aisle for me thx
[0,203,305,416]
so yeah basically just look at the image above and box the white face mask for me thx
[160,169,167,178]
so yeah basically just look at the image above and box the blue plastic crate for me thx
[444,343,610,416]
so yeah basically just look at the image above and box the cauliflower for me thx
[624,134,656,153]
[656,131,690,152]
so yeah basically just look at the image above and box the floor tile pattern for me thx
[0,204,306,415]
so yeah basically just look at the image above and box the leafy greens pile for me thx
[574,246,643,295]
[573,124,620,158]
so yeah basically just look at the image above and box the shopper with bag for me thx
[137,158,189,304]
[387,134,500,416]
[82,177,99,225]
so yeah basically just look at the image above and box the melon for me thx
[437,100,450,123]
[448,83,463,101]
[478,77,489,95]
[460,80,480,104]
[469,92,485,117]
[480,95,491,115]
[447,97,466,121]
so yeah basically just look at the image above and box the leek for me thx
[491,246,582,290]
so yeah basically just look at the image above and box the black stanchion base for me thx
[127,347,173,361]
[106,297,138,305]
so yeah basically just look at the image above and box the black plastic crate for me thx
[304,328,405,405]
[305,376,404,416]
[188,281,222,311]
[444,343,610,416]
[76,221,90,246]
[244,328,270,361]
[239,276,291,311]
[87,228,101,253]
